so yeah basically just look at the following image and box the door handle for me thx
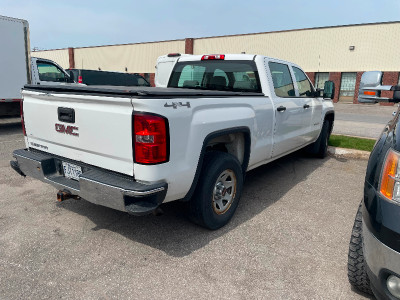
[277,106,286,112]
[303,104,310,109]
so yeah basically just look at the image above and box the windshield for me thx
[168,60,262,93]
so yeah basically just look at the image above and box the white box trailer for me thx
[0,15,30,116]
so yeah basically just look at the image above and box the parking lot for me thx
[0,117,372,300]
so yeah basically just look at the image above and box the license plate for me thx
[62,162,82,181]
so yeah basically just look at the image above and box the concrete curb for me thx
[328,146,371,160]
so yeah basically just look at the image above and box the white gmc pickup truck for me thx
[11,54,335,229]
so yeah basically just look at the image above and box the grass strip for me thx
[328,135,375,152]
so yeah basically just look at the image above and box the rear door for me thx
[23,89,134,176]
[267,60,305,157]
[291,66,322,142]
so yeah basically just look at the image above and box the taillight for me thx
[133,113,168,164]
[201,54,225,60]
[20,100,26,136]
[78,76,83,83]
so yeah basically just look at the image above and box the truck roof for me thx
[178,54,257,62]
[175,53,295,65]
[0,15,28,25]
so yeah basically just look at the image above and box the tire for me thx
[307,120,330,158]
[347,202,373,295]
[189,152,244,230]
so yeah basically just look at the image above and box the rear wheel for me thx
[347,202,373,295]
[189,152,243,230]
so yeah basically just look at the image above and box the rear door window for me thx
[268,62,295,97]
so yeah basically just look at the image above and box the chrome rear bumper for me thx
[11,149,167,215]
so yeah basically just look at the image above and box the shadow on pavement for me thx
[58,151,328,257]
[0,120,23,136]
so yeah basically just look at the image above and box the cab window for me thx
[169,60,261,92]
[37,61,68,82]
[177,65,206,88]
[292,66,314,97]
[268,62,295,97]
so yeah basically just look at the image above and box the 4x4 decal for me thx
[164,101,191,109]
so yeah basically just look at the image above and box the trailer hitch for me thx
[57,190,81,202]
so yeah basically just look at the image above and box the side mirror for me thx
[323,81,335,99]
[358,71,395,103]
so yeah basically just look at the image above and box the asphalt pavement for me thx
[0,118,372,299]
[333,103,397,139]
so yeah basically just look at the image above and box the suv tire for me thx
[347,202,373,295]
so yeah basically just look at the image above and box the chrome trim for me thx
[363,219,400,276]
[80,176,165,196]
[46,177,79,192]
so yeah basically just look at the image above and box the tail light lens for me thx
[380,149,400,202]
[133,113,168,164]
[20,100,26,136]
[78,76,83,83]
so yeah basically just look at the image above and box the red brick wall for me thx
[353,71,364,104]
[185,38,194,54]
[329,72,341,103]
[306,72,315,85]
[380,72,398,106]
[138,73,155,87]
[68,48,75,69]
[149,73,155,87]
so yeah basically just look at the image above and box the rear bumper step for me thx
[11,149,167,215]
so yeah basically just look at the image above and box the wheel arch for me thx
[324,111,335,134]
[181,126,251,202]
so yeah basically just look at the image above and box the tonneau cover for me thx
[23,84,264,98]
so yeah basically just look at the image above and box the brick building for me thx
[34,22,400,104]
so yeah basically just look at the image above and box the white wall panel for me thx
[74,40,185,73]
[194,23,400,72]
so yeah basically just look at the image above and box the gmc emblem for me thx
[55,123,79,136]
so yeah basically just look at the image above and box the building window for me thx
[315,72,329,89]
[339,72,357,102]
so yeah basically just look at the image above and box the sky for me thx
[1,0,400,50]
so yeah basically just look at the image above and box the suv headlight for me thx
[380,149,400,203]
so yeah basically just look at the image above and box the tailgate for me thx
[22,89,134,176]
